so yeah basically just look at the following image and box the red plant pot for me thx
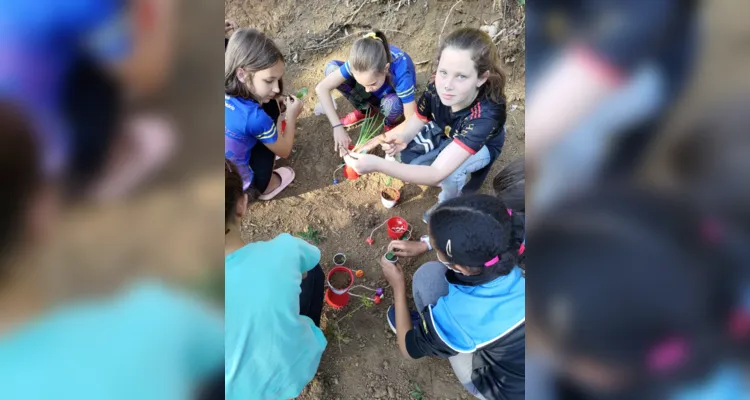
[386,217,409,240]
[344,165,360,180]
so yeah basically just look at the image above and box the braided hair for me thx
[429,194,524,275]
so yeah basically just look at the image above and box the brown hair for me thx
[225,28,285,101]
[0,102,41,261]
[350,31,393,87]
[437,27,506,104]
[225,159,244,233]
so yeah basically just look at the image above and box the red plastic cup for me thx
[344,165,360,180]
[386,217,409,240]
[325,266,355,309]
[327,266,354,295]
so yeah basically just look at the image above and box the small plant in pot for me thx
[385,251,398,263]
[380,187,400,209]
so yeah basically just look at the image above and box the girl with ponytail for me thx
[381,194,525,400]
[316,30,418,153]
[346,28,508,223]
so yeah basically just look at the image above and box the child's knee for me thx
[380,94,404,124]
[414,262,447,285]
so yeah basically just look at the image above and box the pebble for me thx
[383,360,389,370]
[333,378,339,385]
[387,386,395,398]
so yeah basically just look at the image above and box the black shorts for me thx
[62,54,123,188]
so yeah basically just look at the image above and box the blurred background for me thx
[0,0,225,398]
[526,0,750,398]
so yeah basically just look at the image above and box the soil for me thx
[330,270,353,290]
[226,0,526,398]
[381,188,399,202]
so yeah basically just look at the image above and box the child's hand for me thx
[388,240,429,258]
[343,153,379,174]
[333,126,352,154]
[225,20,237,38]
[379,256,405,292]
[357,134,384,154]
[381,139,407,156]
[284,96,304,120]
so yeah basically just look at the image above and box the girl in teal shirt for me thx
[225,159,327,399]
[0,103,224,400]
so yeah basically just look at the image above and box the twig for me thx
[343,0,368,26]
[414,60,430,66]
[440,0,463,42]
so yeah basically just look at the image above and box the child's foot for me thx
[258,167,295,200]
[340,109,367,127]
[387,305,422,334]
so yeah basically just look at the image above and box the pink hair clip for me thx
[484,256,499,267]
[646,337,688,373]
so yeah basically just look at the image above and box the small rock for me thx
[333,378,339,385]
[383,360,389,370]
[387,386,395,398]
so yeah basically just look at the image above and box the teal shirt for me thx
[225,233,327,400]
[0,282,224,400]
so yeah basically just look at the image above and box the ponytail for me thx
[350,30,394,87]
[437,27,506,104]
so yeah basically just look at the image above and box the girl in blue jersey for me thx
[225,28,303,199]
[315,30,417,154]
[382,194,526,400]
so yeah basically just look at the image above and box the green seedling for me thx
[353,108,384,151]
[295,87,308,99]
[361,297,374,309]
[410,384,424,400]
[295,226,324,245]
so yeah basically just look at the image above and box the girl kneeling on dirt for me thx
[381,194,526,400]
[315,30,418,154]
[345,28,507,223]
[224,159,327,399]
[225,28,303,200]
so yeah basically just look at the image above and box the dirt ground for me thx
[226,1,525,399]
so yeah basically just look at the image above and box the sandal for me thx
[258,167,295,200]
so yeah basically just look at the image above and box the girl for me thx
[389,157,525,261]
[224,159,327,399]
[527,185,749,399]
[225,28,303,199]
[381,194,526,400]
[345,28,507,223]
[0,103,224,400]
[315,30,417,153]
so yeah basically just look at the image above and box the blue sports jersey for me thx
[225,95,279,190]
[0,0,130,175]
[339,44,417,103]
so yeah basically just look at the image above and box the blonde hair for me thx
[437,27,506,104]
[225,28,284,100]
[350,30,393,86]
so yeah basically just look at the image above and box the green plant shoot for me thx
[295,88,308,99]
